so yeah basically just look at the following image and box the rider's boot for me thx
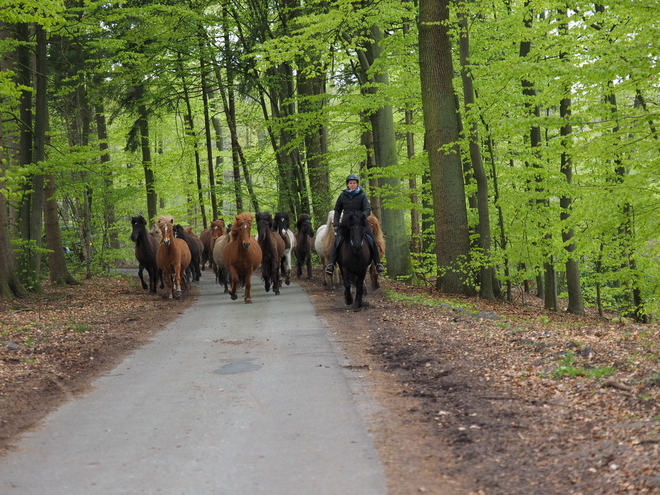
[325,235,343,274]
[365,234,385,274]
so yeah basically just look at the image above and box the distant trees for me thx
[0,1,659,320]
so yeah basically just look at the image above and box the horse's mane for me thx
[296,213,311,230]
[210,219,226,236]
[274,212,290,230]
[156,215,174,229]
[231,213,253,237]
[368,214,386,256]
[321,210,335,255]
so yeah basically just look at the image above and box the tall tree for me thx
[419,0,472,294]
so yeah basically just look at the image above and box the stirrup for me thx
[375,263,385,274]
[325,263,335,275]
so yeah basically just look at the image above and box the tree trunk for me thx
[458,5,495,300]
[136,86,157,223]
[356,25,411,279]
[16,23,44,290]
[298,71,330,222]
[558,10,584,314]
[419,0,473,294]
[95,103,120,250]
[0,104,27,299]
[200,56,218,225]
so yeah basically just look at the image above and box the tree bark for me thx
[419,0,473,294]
[458,4,495,300]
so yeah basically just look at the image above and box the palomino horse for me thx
[367,214,386,290]
[130,215,160,294]
[294,213,315,280]
[274,212,296,286]
[200,219,226,271]
[314,210,340,288]
[337,212,371,309]
[174,225,203,282]
[256,212,285,295]
[223,212,262,303]
[156,216,192,300]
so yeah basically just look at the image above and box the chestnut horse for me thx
[274,212,295,286]
[200,219,226,271]
[256,212,285,295]
[223,213,262,303]
[130,215,160,294]
[156,216,192,300]
[294,213,315,280]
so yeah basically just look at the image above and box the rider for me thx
[325,174,386,275]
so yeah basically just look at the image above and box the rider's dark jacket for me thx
[333,186,371,229]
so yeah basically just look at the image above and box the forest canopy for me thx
[1,0,659,320]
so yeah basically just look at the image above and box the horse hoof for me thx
[244,299,252,304]
[285,280,290,286]
[275,290,280,295]
[230,293,238,300]
[174,291,182,300]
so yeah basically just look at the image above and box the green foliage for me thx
[551,351,616,380]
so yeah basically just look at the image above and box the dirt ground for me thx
[1,269,659,494]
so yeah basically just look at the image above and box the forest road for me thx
[0,271,387,494]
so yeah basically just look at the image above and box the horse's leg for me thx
[306,256,313,280]
[343,272,353,306]
[284,252,291,285]
[137,264,148,290]
[274,263,281,295]
[244,274,253,303]
[164,268,174,299]
[229,268,239,300]
[173,264,183,299]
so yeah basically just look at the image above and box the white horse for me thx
[314,210,340,288]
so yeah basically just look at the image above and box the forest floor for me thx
[1,268,659,494]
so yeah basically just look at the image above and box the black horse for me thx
[337,212,371,309]
[130,215,160,294]
[256,212,285,295]
[294,214,315,280]
[173,224,203,282]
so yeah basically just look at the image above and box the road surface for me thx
[0,272,386,494]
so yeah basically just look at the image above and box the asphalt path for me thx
[0,271,386,494]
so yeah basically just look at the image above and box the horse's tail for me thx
[368,214,386,257]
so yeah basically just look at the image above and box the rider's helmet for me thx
[346,174,360,184]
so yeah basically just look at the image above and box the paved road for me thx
[0,272,386,494]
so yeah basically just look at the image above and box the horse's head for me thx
[211,219,226,238]
[157,217,175,247]
[346,213,367,253]
[130,215,147,242]
[274,212,290,236]
[297,214,315,238]
[256,212,273,236]
[232,213,254,249]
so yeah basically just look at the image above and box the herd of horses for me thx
[130,209,385,309]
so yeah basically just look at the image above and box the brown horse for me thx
[294,213,315,280]
[174,225,203,282]
[223,213,262,303]
[256,212,285,295]
[200,219,226,271]
[212,233,230,293]
[156,216,192,300]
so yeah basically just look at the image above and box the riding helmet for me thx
[346,174,360,184]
